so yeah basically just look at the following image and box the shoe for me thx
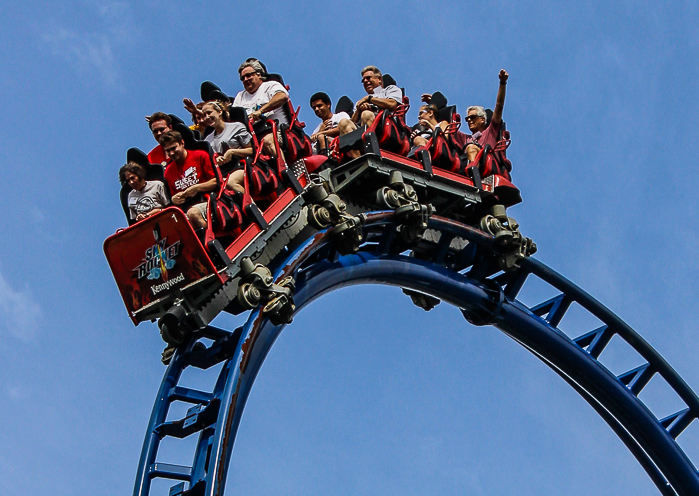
[161,345,176,365]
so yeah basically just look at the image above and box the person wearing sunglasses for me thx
[353,66,402,126]
[232,59,289,160]
[338,65,403,142]
[456,69,509,163]
[410,104,448,147]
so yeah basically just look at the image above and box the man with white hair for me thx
[232,59,289,160]
[455,69,509,162]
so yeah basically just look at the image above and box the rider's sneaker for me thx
[161,345,176,365]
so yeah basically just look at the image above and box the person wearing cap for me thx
[232,59,289,160]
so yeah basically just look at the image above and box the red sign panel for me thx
[104,208,221,322]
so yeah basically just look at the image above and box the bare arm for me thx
[491,69,508,127]
[251,91,289,121]
[188,178,218,195]
[321,126,342,138]
[171,178,218,204]
[370,96,398,111]
[222,146,253,160]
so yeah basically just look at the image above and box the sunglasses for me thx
[240,72,258,81]
[465,115,483,122]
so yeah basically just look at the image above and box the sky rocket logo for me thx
[133,224,181,281]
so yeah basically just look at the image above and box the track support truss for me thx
[133,213,699,496]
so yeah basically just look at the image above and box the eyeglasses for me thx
[240,72,258,81]
[465,115,483,122]
[361,75,379,83]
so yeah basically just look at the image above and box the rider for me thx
[339,65,401,134]
[457,69,509,163]
[309,92,350,152]
[201,101,253,194]
[146,112,173,166]
[232,59,289,161]
[159,130,218,230]
[119,162,170,221]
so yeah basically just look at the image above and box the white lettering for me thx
[150,273,186,295]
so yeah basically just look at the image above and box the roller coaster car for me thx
[105,79,531,330]
[106,92,315,326]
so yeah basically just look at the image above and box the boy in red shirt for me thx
[160,130,218,229]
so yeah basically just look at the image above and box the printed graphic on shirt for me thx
[174,167,199,191]
[135,196,158,214]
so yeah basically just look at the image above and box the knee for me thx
[227,171,245,193]
[338,118,356,135]
[413,136,427,147]
[361,110,374,126]
[186,206,206,227]
[466,144,480,161]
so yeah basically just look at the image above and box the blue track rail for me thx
[133,213,699,496]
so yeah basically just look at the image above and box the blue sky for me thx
[1,1,698,495]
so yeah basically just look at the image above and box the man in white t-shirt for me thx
[338,65,403,138]
[232,59,289,161]
[309,92,350,153]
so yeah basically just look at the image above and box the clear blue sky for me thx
[1,1,698,495]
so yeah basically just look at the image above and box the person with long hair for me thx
[201,101,253,194]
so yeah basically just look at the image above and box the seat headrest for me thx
[209,89,231,103]
[169,114,186,126]
[125,148,164,181]
[228,106,249,124]
[172,122,198,149]
[201,81,222,102]
[485,108,493,127]
[436,105,456,123]
[335,95,354,115]
[382,74,397,87]
[266,73,285,86]
[430,92,448,109]
[126,147,150,167]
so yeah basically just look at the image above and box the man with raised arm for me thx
[146,112,173,166]
[309,92,350,152]
[232,59,289,160]
[159,130,217,230]
[457,69,509,163]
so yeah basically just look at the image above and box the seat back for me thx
[200,81,223,102]
[335,95,354,115]
[430,91,448,109]
[428,126,462,173]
